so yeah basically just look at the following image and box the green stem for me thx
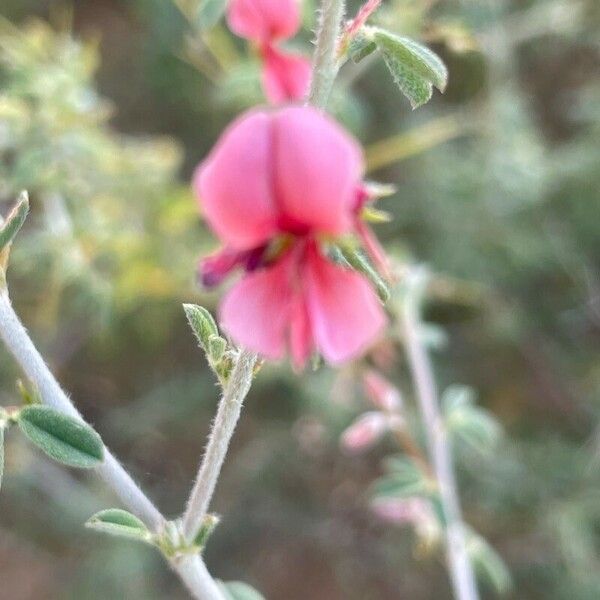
[182,349,257,543]
[308,0,346,108]
[400,268,480,600]
[0,290,224,600]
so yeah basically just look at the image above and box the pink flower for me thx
[194,107,387,368]
[227,0,301,44]
[261,45,311,104]
[226,0,310,103]
[371,497,436,528]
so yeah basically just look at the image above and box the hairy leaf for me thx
[184,304,219,351]
[86,509,153,543]
[373,29,448,109]
[18,406,104,468]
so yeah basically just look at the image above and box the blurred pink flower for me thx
[371,496,434,527]
[226,0,310,103]
[362,369,402,412]
[227,0,301,43]
[371,497,442,546]
[261,45,311,104]
[340,411,389,453]
[194,107,387,368]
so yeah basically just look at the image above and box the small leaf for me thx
[194,513,220,549]
[184,304,219,351]
[0,191,29,251]
[18,406,104,468]
[334,244,390,303]
[349,31,377,63]
[468,530,512,594]
[217,581,266,600]
[443,385,502,453]
[86,509,153,543]
[372,29,448,109]
[194,0,228,30]
[372,456,433,498]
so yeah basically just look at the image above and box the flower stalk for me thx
[399,268,480,600]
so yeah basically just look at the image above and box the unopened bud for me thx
[193,513,220,550]
[362,369,402,412]
[341,411,388,453]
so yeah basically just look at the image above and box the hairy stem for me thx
[175,556,226,600]
[400,269,480,600]
[0,290,223,600]
[308,0,346,108]
[182,349,257,543]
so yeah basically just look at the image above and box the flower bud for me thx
[340,411,388,453]
[362,369,402,412]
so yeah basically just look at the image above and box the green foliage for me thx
[184,303,219,351]
[369,28,447,108]
[442,385,502,453]
[86,509,153,544]
[184,303,234,381]
[468,529,512,595]
[17,406,104,468]
[372,456,433,498]
[348,31,378,63]
[0,19,192,324]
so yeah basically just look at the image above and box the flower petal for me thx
[261,46,311,104]
[273,107,364,235]
[289,293,313,369]
[219,252,294,359]
[227,0,300,43]
[195,110,279,250]
[305,245,386,364]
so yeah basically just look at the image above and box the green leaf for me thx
[372,456,433,498]
[0,191,29,251]
[468,530,512,594]
[86,509,153,543]
[194,0,228,30]
[17,406,104,468]
[184,304,219,351]
[372,29,448,109]
[349,31,377,63]
[217,581,266,600]
[443,385,502,453]
[207,335,228,363]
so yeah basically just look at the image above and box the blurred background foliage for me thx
[0,0,599,598]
